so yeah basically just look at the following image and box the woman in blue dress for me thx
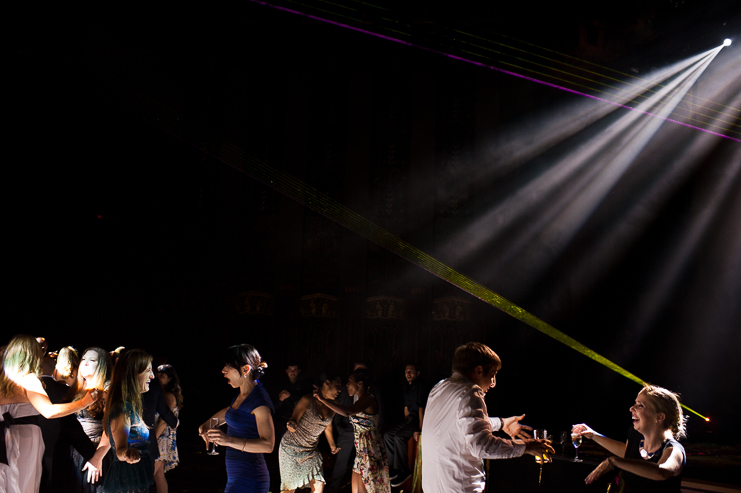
[199,344,275,493]
[102,349,155,493]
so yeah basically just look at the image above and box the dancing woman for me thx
[573,384,687,493]
[198,344,275,493]
[102,349,155,493]
[313,370,390,493]
[53,347,113,492]
[279,373,342,493]
[1,335,98,493]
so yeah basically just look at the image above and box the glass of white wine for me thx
[571,430,583,462]
[207,418,220,455]
[534,430,549,464]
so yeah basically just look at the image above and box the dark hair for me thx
[224,344,267,381]
[316,371,341,388]
[158,364,184,408]
[350,369,372,391]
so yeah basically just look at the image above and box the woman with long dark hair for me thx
[1,335,98,493]
[102,349,155,493]
[198,344,275,493]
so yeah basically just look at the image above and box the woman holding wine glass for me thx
[198,344,275,493]
[572,384,686,493]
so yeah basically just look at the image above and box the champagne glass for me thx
[571,431,582,462]
[207,418,220,455]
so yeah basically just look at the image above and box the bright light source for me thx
[723,38,732,46]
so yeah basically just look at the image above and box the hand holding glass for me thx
[208,418,220,455]
[534,429,550,464]
[570,428,582,462]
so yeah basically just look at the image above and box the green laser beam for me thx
[98,66,707,419]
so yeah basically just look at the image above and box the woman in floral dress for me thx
[314,370,390,493]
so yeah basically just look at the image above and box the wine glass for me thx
[571,431,583,462]
[207,418,220,455]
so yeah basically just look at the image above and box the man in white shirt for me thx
[421,342,554,493]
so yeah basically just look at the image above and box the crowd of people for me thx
[2,336,687,493]
[1,335,181,493]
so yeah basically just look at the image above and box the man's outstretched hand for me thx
[502,414,533,440]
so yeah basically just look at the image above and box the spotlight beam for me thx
[92,73,707,420]
[250,0,741,142]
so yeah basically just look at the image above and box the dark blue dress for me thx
[224,381,275,493]
[102,403,153,493]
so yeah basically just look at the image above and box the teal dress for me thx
[103,403,153,493]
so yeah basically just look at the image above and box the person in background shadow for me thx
[384,363,426,488]
[38,355,69,493]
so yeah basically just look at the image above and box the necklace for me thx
[639,439,663,459]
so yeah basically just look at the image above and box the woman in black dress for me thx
[573,384,686,493]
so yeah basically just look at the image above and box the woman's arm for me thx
[83,431,112,483]
[22,375,97,419]
[207,405,275,453]
[324,421,340,454]
[156,392,177,438]
[314,391,376,417]
[109,412,140,464]
[586,446,684,484]
[198,406,229,448]
[287,395,311,432]
[572,423,627,458]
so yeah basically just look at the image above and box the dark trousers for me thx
[383,418,418,472]
[327,428,356,493]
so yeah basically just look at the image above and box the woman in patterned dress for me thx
[279,374,342,493]
[153,364,183,493]
[314,370,390,493]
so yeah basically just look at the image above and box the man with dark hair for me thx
[421,342,554,493]
[385,363,426,487]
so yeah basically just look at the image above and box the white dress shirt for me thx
[421,372,525,493]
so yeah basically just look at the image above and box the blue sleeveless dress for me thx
[103,403,153,493]
[224,381,275,493]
